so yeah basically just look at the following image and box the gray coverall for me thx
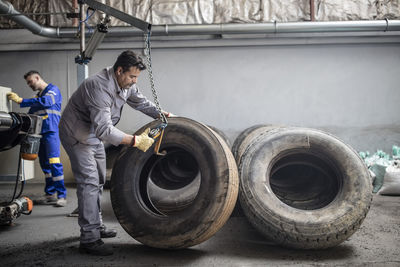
[59,67,159,244]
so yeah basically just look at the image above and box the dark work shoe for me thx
[100,225,117,238]
[67,207,79,217]
[79,239,113,256]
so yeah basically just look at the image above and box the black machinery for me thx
[0,111,42,225]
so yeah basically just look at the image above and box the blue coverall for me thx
[20,84,66,199]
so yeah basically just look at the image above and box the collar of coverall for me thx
[37,83,51,97]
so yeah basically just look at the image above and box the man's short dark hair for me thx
[113,50,146,73]
[24,70,41,79]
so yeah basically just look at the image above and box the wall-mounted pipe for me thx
[1,0,400,39]
[0,0,59,37]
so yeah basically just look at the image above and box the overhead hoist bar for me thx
[76,0,151,64]
[78,0,150,32]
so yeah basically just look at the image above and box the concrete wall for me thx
[0,31,399,181]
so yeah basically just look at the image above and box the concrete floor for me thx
[0,183,399,267]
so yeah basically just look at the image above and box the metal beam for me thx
[78,0,150,32]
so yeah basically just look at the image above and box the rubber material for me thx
[207,125,232,148]
[110,117,238,249]
[238,127,372,249]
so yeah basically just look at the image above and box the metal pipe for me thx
[108,20,400,36]
[0,0,59,37]
[72,0,78,27]
[79,2,85,53]
[1,0,400,39]
[310,0,315,22]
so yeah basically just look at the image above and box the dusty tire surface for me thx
[207,125,232,148]
[238,127,372,249]
[232,124,281,162]
[231,124,268,160]
[105,144,124,180]
[110,117,238,249]
[230,125,278,217]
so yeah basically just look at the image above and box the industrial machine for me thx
[0,110,42,225]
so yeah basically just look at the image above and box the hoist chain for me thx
[144,31,168,124]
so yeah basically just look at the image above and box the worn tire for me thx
[232,125,282,162]
[207,125,232,148]
[110,117,238,249]
[105,144,124,180]
[238,127,372,249]
[230,125,279,217]
[231,125,267,160]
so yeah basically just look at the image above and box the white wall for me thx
[0,32,399,181]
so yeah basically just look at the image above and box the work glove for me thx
[6,92,23,104]
[165,112,177,118]
[132,128,154,152]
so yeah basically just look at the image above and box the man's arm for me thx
[121,134,134,145]
[126,86,160,119]
[20,88,61,108]
[85,80,126,146]
[85,80,154,152]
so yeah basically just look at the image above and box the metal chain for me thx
[144,31,167,124]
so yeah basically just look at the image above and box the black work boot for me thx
[79,239,113,256]
[100,225,117,238]
[67,207,79,217]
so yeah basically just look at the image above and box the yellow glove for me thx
[7,92,23,104]
[133,128,154,152]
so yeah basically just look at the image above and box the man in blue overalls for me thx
[7,70,67,207]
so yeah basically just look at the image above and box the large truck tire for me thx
[105,144,124,180]
[230,125,279,217]
[232,124,282,162]
[110,117,238,249]
[231,124,268,160]
[207,125,232,148]
[238,127,372,249]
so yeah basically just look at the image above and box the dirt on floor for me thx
[0,183,399,266]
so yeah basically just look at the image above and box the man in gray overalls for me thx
[59,50,172,256]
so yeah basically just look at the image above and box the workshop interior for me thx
[0,0,399,265]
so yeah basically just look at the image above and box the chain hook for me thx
[144,31,168,125]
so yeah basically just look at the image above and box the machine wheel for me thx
[238,127,372,249]
[110,117,238,249]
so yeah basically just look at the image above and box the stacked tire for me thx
[109,118,372,250]
[234,125,373,249]
[110,117,238,249]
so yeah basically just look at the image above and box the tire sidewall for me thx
[239,127,372,240]
[111,117,238,248]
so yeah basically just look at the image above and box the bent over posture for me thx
[59,50,172,256]
[7,71,67,207]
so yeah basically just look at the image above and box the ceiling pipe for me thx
[0,0,59,37]
[1,0,400,39]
